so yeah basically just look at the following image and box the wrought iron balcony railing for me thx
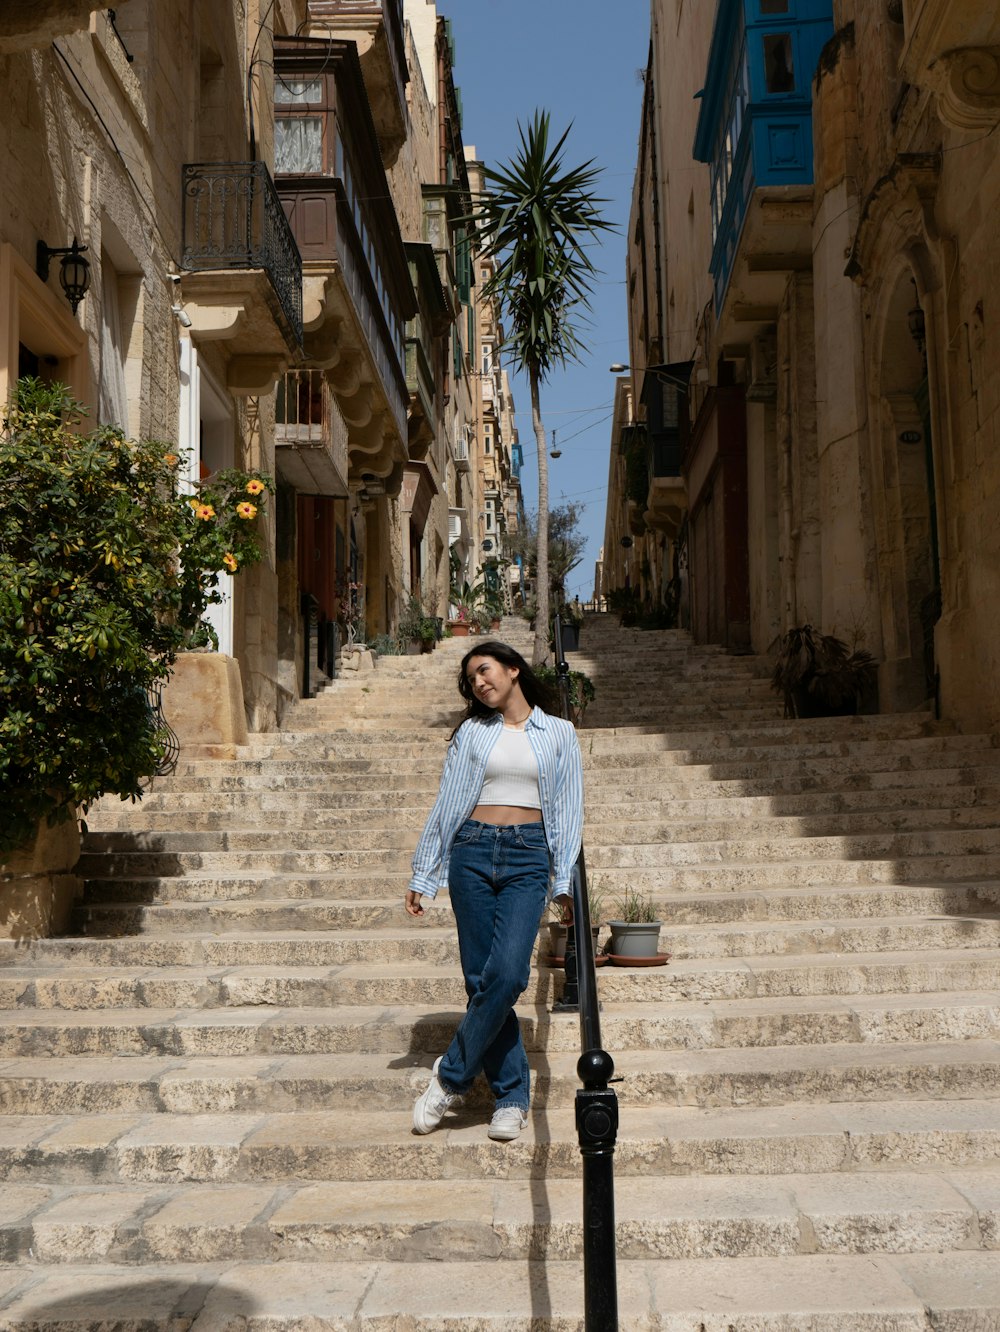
[182,161,303,346]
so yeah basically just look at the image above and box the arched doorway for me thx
[873,269,941,711]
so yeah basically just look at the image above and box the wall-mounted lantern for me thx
[36,237,91,314]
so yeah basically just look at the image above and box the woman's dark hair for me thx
[456,640,556,723]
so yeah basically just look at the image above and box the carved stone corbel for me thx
[933,45,1000,130]
[227,354,286,396]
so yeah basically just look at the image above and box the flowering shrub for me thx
[335,573,365,643]
[0,378,271,852]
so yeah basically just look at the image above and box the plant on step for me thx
[611,886,658,924]
[397,596,437,648]
[370,633,405,657]
[450,579,486,626]
[0,377,271,854]
[533,665,596,722]
[607,586,642,627]
[770,624,878,719]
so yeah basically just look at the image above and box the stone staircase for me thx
[2,615,1000,1326]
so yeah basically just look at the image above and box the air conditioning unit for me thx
[746,329,777,402]
[448,513,462,540]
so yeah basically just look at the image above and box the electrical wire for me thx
[51,42,176,265]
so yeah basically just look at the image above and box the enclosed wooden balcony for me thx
[274,37,416,486]
[304,0,407,164]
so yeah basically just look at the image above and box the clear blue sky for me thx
[446,1,650,601]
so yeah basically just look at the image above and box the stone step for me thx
[71,878,997,924]
[0,992,997,1058]
[162,729,1000,772]
[70,873,1000,927]
[73,827,1000,879]
[245,716,952,760]
[81,787,1000,833]
[84,781,1000,825]
[3,1099,999,1185]
[5,942,997,1006]
[1,1041,999,1115]
[308,711,944,743]
[3,1251,1000,1328]
[80,805,1000,854]
[0,1165,996,1265]
[143,760,1000,796]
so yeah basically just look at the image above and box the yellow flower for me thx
[195,504,215,520]
[236,502,257,520]
[188,497,201,509]
[223,552,238,572]
[245,478,265,496]
[164,453,179,466]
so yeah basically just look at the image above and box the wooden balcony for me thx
[280,176,413,482]
[305,0,407,164]
[275,369,349,496]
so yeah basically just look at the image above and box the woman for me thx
[405,641,584,1141]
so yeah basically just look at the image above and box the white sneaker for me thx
[488,1106,528,1141]
[413,1057,463,1134]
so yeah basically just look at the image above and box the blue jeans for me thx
[438,819,550,1111]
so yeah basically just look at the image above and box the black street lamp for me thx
[36,237,91,314]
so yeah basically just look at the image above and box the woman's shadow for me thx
[1,1278,258,1329]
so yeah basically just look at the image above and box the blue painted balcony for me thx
[694,0,833,323]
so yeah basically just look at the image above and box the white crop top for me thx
[478,726,541,809]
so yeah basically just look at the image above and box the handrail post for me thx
[550,610,620,1329]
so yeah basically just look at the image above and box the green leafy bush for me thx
[534,665,596,718]
[0,378,271,852]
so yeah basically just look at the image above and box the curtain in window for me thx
[98,254,128,429]
[275,118,322,174]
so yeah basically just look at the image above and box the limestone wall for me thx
[0,816,81,940]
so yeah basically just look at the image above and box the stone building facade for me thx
[608,0,1000,733]
[1,0,508,764]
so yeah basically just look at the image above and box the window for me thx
[274,72,333,174]
[98,253,129,429]
[763,33,795,92]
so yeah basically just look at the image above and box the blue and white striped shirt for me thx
[409,707,584,900]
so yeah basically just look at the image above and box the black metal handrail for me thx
[552,612,619,1331]
[302,594,340,699]
[182,161,303,346]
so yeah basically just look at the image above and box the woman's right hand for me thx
[405,890,426,917]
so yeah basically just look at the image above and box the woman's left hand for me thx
[557,895,574,924]
[405,890,427,917]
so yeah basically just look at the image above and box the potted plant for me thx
[770,625,878,719]
[541,885,607,965]
[398,596,437,655]
[336,573,365,652]
[450,579,485,634]
[534,666,596,726]
[606,887,664,963]
[481,586,504,631]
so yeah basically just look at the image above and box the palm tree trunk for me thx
[530,363,549,667]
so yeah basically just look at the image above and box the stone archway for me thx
[870,265,941,711]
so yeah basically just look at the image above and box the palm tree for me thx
[475,112,613,665]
